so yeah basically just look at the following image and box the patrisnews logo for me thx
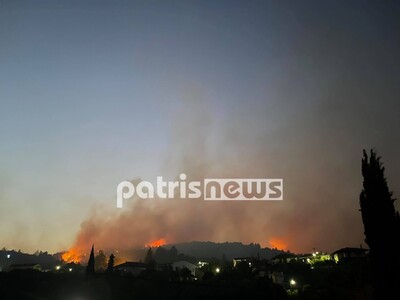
[117,174,283,207]
[203,179,283,201]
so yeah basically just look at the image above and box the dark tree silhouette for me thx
[359,149,400,296]
[144,247,155,266]
[86,244,95,275]
[106,254,115,274]
[170,246,178,259]
[95,250,107,271]
[179,267,193,281]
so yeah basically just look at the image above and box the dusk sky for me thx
[1,0,400,254]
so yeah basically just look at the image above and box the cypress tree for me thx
[359,150,400,296]
[86,244,95,275]
[106,254,115,274]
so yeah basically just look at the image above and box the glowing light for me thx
[55,266,61,270]
[216,268,220,273]
[7,254,10,259]
[69,268,73,272]
[198,261,208,267]
[145,238,166,248]
[268,238,288,250]
[290,279,296,286]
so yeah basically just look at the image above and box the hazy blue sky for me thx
[1,1,400,253]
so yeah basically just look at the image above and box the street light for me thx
[7,254,10,259]
[215,267,220,273]
[290,279,296,287]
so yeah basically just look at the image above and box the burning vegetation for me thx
[61,247,86,263]
[145,238,166,248]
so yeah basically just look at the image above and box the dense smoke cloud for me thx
[70,80,400,256]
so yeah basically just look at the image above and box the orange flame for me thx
[145,238,166,248]
[62,247,85,263]
[269,238,288,250]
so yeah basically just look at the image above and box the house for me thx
[270,253,297,264]
[298,252,332,265]
[331,247,368,263]
[114,261,147,276]
[8,263,42,271]
[269,271,284,284]
[233,257,252,268]
[172,260,197,277]
[252,265,268,278]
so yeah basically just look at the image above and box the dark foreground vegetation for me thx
[0,269,287,300]
[0,258,375,300]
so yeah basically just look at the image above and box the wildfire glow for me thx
[145,238,166,248]
[269,238,288,250]
[62,247,84,263]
